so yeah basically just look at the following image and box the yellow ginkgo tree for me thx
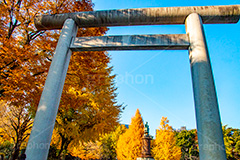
[152,117,181,160]
[117,109,144,160]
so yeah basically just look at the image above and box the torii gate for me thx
[25,5,240,160]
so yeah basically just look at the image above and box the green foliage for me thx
[0,140,13,159]
[175,129,199,160]
[99,125,126,159]
[222,125,240,160]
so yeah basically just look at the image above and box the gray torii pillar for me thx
[25,5,240,160]
[185,13,226,160]
[25,19,78,160]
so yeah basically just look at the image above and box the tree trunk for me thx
[10,143,20,160]
[62,140,72,160]
[57,135,72,159]
[57,137,66,159]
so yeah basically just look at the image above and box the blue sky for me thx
[92,0,240,136]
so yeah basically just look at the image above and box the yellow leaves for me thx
[0,101,33,158]
[50,129,61,150]
[68,141,101,160]
[117,109,144,160]
[2,1,121,158]
[68,144,86,158]
[99,124,127,159]
[152,117,181,160]
[0,128,13,145]
[160,116,172,130]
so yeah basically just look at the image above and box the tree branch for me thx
[30,31,45,41]
[0,59,17,71]
[3,0,7,5]
[32,71,45,77]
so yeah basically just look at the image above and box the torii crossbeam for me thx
[25,5,240,160]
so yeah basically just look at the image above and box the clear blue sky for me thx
[92,0,240,136]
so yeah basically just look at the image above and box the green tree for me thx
[117,109,144,160]
[175,129,199,160]
[222,125,240,160]
[152,117,181,160]
[99,124,127,159]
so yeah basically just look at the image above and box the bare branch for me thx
[32,71,44,77]
[3,0,7,5]
[46,56,52,62]
[30,31,45,40]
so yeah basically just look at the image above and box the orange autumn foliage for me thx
[1,0,121,159]
[117,109,144,160]
[0,0,110,109]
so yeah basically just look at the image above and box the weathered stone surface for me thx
[25,19,78,160]
[70,34,189,51]
[185,13,226,160]
[35,5,240,30]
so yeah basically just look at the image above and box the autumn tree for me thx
[52,124,127,159]
[0,0,118,111]
[0,0,52,107]
[0,126,13,159]
[50,53,121,159]
[1,0,122,159]
[222,125,240,160]
[175,129,199,160]
[99,124,127,159]
[67,141,101,160]
[0,101,33,160]
[152,117,181,160]
[51,91,121,159]
[117,109,144,160]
